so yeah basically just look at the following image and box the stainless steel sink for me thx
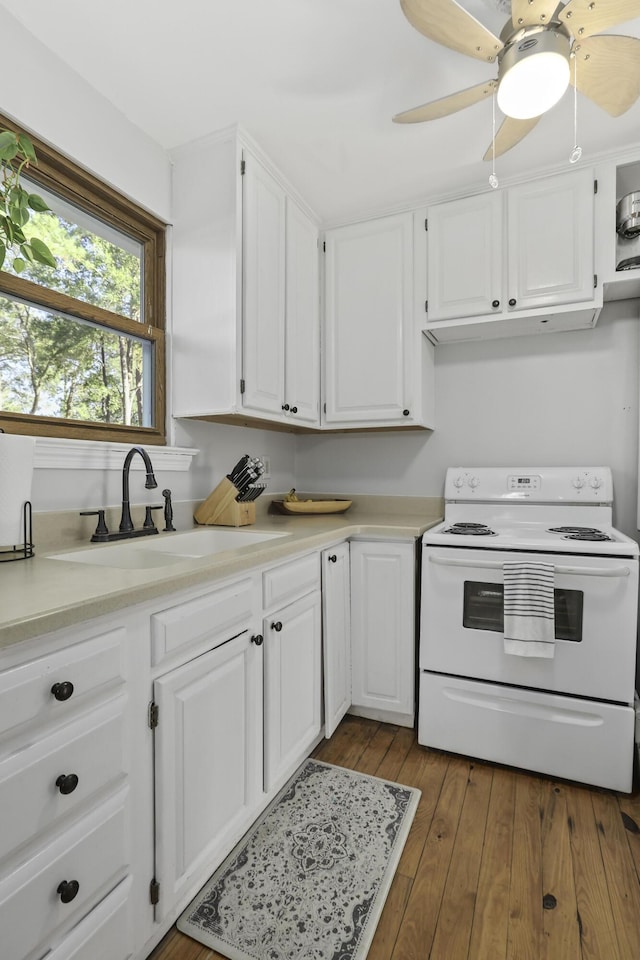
[47,528,287,569]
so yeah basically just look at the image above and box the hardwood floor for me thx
[148,716,640,960]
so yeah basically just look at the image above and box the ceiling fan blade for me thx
[400,0,503,62]
[571,35,640,116]
[511,0,561,28]
[559,0,640,39]
[483,115,542,160]
[393,80,497,123]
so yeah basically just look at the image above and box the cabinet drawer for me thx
[151,578,254,666]
[0,628,126,741]
[262,553,320,610]
[0,697,127,861]
[46,876,133,960]
[0,789,128,960]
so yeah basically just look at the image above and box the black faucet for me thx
[119,446,158,533]
[80,446,163,542]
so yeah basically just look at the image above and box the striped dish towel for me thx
[503,561,555,658]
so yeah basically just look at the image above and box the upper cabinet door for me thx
[507,169,595,311]
[324,213,414,424]
[242,154,286,416]
[427,192,503,321]
[284,200,320,425]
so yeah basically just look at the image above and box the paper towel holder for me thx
[0,500,34,562]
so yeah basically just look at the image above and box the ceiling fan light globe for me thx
[497,51,570,119]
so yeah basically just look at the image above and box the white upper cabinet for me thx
[323,212,434,429]
[284,200,320,425]
[427,191,503,321]
[425,168,602,342]
[242,157,287,418]
[171,127,320,429]
[507,169,596,310]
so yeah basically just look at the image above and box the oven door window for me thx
[463,581,583,642]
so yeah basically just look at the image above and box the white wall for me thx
[296,303,640,537]
[0,7,171,220]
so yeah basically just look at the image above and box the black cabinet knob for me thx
[492,299,500,308]
[55,774,79,795]
[402,409,410,417]
[271,621,283,632]
[508,298,517,306]
[328,554,337,562]
[57,880,80,903]
[250,634,264,646]
[281,403,290,411]
[291,406,298,414]
[51,682,74,702]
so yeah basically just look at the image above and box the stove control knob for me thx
[468,476,479,489]
[453,475,464,488]
[572,477,584,490]
[589,476,602,490]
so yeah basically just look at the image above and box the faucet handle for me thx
[80,510,109,541]
[143,505,163,530]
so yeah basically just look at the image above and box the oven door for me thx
[420,545,638,703]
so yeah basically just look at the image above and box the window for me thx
[0,114,166,443]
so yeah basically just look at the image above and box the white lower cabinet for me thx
[321,544,351,738]
[263,590,322,792]
[1,537,418,960]
[153,629,263,920]
[350,540,416,725]
[46,876,133,960]
[0,617,143,960]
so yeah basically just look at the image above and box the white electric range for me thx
[419,466,639,792]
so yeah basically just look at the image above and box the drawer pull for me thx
[51,681,74,702]
[328,554,337,562]
[271,621,283,632]
[55,773,79,795]
[57,880,80,903]
[250,634,264,646]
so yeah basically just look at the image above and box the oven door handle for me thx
[428,556,631,578]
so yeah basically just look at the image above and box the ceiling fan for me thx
[393,0,640,160]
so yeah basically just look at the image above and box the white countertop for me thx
[0,508,442,649]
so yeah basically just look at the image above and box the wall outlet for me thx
[259,456,271,480]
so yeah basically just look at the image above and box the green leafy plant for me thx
[0,129,56,273]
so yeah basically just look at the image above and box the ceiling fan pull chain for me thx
[569,52,582,165]
[489,87,499,189]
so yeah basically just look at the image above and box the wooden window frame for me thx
[0,113,167,444]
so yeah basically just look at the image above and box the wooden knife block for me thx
[194,477,256,527]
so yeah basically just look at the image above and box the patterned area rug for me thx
[177,758,420,960]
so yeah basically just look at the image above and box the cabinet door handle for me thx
[508,298,517,307]
[271,621,283,632]
[51,681,74,702]
[55,773,79,795]
[328,554,337,562]
[402,409,410,417]
[492,299,500,309]
[281,403,290,411]
[250,634,264,646]
[290,406,298,414]
[57,880,80,903]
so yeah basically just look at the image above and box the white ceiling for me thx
[2,0,640,222]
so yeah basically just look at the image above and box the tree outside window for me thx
[0,116,166,444]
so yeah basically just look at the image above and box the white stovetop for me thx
[425,515,639,556]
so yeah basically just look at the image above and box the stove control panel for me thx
[445,467,613,503]
[507,474,541,493]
